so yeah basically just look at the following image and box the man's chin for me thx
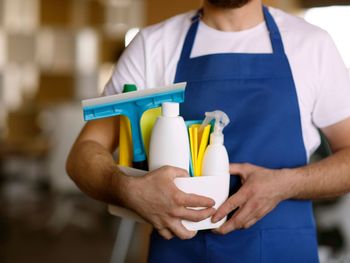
[207,0,252,9]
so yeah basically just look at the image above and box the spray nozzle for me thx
[200,110,230,144]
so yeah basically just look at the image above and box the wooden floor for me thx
[0,192,150,263]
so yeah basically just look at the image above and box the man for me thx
[67,0,350,262]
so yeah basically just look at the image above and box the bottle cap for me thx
[201,110,230,145]
[123,84,137,93]
[162,102,179,117]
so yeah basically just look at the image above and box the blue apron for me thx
[148,7,319,263]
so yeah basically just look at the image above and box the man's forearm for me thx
[284,147,350,200]
[66,140,133,206]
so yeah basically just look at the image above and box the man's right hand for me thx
[126,166,216,240]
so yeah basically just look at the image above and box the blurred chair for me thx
[43,102,89,232]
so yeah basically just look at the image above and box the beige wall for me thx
[146,0,202,25]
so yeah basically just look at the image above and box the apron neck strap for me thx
[191,9,203,22]
[180,6,285,60]
[180,10,202,60]
[262,6,285,54]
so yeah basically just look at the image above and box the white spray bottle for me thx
[201,111,230,177]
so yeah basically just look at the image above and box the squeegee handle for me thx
[128,109,147,165]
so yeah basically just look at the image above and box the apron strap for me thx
[263,6,285,54]
[180,6,285,60]
[180,10,201,60]
[191,9,202,22]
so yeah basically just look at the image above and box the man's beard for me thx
[207,0,252,8]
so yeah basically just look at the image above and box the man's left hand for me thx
[212,163,291,235]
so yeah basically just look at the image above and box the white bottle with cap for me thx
[148,102,190,172]
[201,111,230,177]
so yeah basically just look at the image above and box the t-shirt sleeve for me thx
[312,32,350,128]
[102,32,146,96]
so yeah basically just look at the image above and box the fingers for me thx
[214,202,275,235]
[229,163,257,181]
[158,213,200,240]
[172,207,216,222]
[162,165,189,178]
[244,218,258,229]
[169,221,197,240]
[215,202,258,234]
[231,200,260,228]
[239,203,274,229]
[212,216,236,235]
[158,228,174,240]
[229,163,248,175]
[177,192,215,208]
[211,190,247,223]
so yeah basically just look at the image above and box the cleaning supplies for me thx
[82,82,186,170]
[188,123,211,176]
[118,84,137,167]
[148,102,190,172]
[196,124,211,176]
[188,124,195,176]
[201,111,230,177]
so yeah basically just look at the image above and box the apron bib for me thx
[148,7,319,263]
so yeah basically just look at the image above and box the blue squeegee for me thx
[81,82,187,169]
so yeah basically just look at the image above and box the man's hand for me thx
[127,166,216,240]
[212,163,290,235]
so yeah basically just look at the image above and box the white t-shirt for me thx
[103,7,350,160]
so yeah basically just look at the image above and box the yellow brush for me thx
[197,124,211,176]
[189,126,195,175]
[189,124,211,176]
[193,125,199,176]
[119,115,133,166]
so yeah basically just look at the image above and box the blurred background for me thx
[0,0,350,262]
